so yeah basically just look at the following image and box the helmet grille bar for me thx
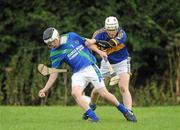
[43,28,54,40]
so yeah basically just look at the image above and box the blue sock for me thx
[89,104,96,111]
[85,109,99,121]
[117,103,128,114]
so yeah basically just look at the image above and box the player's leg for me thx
[96,87,119,105]
[71,71,99,122]
[113,57,137,121]
[81,94,96,120]
[119,72,132,110]
[71,86,89,110]
[96,86,137,122]
[90,65,137,122]
[82,95,91,104]
[113,58,133,110]
[89,88,98,110]
[90,77,110,105]
[90,60,110,110]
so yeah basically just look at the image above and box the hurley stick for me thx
[104,57,119,86]
[38,64,67,76]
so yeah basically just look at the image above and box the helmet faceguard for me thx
[43,27,59,44]
[104,16,119,30]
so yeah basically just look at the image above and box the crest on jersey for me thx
[117,32,123,39]
[75,40,79,44]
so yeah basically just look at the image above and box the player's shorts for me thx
[71,65,105,90]
[100,57,131,77]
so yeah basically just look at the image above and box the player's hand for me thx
[39,89,46,98]
[95,40,113,49]
[98,50,107,59]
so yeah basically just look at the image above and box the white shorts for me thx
[71,65,105,90]
[100,57,131,77]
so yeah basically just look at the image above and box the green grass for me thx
[0,106,180,130]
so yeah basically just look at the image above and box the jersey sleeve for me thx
[70,32,86,46]
[92,31,102,40]
[50,49,68,68]
[51,57,63,68]
[115,29,127,44]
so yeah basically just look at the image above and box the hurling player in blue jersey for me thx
[88,16,137,122]
[38,27,136,122]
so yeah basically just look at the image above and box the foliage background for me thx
[0,0,179,106]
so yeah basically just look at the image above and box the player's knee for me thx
[99,90,109,98]
[71,91,76,98]
[71,90,80,98]
[92,88,98,94]
[92,91,98,97]
[119,85,129,93]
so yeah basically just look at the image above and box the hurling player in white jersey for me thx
[38,27,136,122]
[86,16,137,122]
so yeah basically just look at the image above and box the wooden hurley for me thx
[104,57,119,86]
[38,64,67,76]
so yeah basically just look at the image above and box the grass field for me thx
[0,106,180,130]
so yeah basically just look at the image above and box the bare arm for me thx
[85,38,107,59]
[39,73,58,97]
[85,38,96,47]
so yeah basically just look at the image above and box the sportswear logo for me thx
[70,44,74,47]
[117,32,123,39]
[75,40,79,44]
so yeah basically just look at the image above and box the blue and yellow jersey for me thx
[93,28,129,64]
[50,32,96,73]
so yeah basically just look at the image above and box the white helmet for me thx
[104,16,119,30]
[43,27,59,44]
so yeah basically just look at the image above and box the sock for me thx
[116,103,128,114]
[127,109,132,112]
[89,103,96,111]
[85,109,99,121]
[127,109,134,114]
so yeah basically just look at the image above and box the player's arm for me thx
[92,30,114,49]
[95,39,114,49]
[88,43,107,59]
[39,73,58,97]
[85,38,107,59]
[39,54,62,98]
[94,29,127,49]
[85,38,112,49]
[108,29,127,46]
